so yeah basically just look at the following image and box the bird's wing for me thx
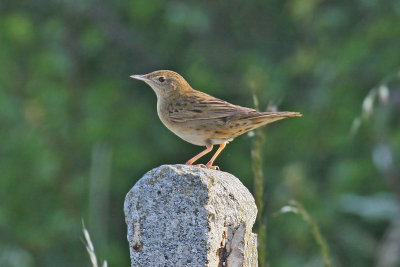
[168,91,256,122]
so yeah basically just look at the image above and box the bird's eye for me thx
[158,77,165,82]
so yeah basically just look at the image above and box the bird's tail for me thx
[240,111,301,120]
[258,111,302,118]
[238,111,302,127]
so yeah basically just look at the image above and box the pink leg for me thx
[206,142,227,169]
[186,144,213,165]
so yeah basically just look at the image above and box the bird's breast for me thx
[157,106,205,146]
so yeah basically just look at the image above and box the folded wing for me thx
[169,91,256,122]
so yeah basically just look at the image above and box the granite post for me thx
[124,164,258,266]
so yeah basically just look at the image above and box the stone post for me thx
[124,164,258,267]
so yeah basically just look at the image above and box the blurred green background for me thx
[1,0,400,266]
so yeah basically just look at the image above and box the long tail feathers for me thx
[239,111,302,126]
[259,111,302,118]
[239,111,302,120]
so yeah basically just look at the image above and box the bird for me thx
[130,70,301,170]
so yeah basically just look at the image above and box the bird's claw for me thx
[192,164,220,170]
[194,164,207,168]
[206,165,220,170]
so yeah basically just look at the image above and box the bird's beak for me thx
[130,74,148,81]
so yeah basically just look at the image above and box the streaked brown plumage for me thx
[131,70,301,169]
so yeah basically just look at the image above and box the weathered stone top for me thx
[124,164,258,267]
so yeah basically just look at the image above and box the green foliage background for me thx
[1,0,400,266]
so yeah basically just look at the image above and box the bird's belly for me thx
[173,130,209,146]
[172,127,233,146]
[160,118,232,146]
[161,120,206,145]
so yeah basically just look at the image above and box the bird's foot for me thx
[193,164,207,168]
[191,164,220,170]
[205,164,220,170]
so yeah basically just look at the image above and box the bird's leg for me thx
[186,144,213,166]
[206,142,227,170]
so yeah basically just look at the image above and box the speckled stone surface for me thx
[124,164,258,267]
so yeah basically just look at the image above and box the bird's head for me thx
[130,70,191,98]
